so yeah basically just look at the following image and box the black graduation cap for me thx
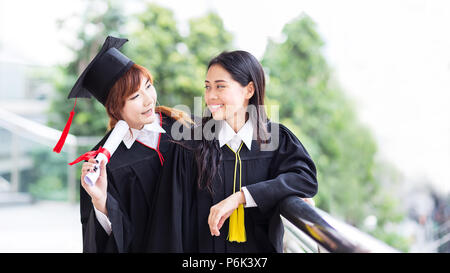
[53,36,134,153]
[68,35,134,105]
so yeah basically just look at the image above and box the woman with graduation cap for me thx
[147,50,318,253]
[53,36,192,252]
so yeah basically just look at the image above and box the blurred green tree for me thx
[185,12,233,66]
[261,13,407,250]
[28,148,68,201]
[126,3,195,108]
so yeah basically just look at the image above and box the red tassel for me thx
[53,99,77,153]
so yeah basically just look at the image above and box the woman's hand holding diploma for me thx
[72,120,129,216]
[81,159,108,215]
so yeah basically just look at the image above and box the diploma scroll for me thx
[84,120,129,186]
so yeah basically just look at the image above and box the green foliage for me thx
[27,148,68,201]
[370,228,411,253]
[185,13,233,66]
[29,176,68,201]
[126,3,198,108]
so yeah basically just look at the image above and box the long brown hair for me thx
[196,51,269,194]
[104,64,193,130]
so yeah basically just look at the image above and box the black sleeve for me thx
[246,124,318,214]
[80,185,110,252]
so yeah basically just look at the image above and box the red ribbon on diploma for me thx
[68,146,111,166]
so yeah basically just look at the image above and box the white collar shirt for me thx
[122,114,166,150]
[218,119,253,152]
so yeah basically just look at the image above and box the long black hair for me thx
[196,50,269,194]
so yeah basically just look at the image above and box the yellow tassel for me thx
[228,204,246,242]
[226,143,246,243]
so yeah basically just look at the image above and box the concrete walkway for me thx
[0,201,82,253]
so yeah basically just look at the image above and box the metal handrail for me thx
[280,195,400,253]
[282,216,320,253]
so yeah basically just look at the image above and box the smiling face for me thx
[120,77,157,129]
[205,64,254,131]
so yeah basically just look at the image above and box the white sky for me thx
[1,0,449,194]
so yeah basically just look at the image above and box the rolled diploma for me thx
[84,120,129,186]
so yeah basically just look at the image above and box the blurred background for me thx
[0,0,448,253]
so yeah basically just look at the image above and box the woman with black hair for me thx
[148,50,318,253]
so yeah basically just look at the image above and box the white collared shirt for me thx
[122,114,166,150]
[94,114,165,235]
[217,119,258,208]
[218,118,253,152]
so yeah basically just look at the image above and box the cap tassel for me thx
[53,99,77,153]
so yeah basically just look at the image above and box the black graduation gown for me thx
[145,142,199,252]
[147,122,318,253]
[80,112,176,253]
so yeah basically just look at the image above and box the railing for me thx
[280,196,400,253]
[428,219,450,252]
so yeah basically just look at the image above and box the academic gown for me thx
[147,121,318,253]
[80,112,176,253]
